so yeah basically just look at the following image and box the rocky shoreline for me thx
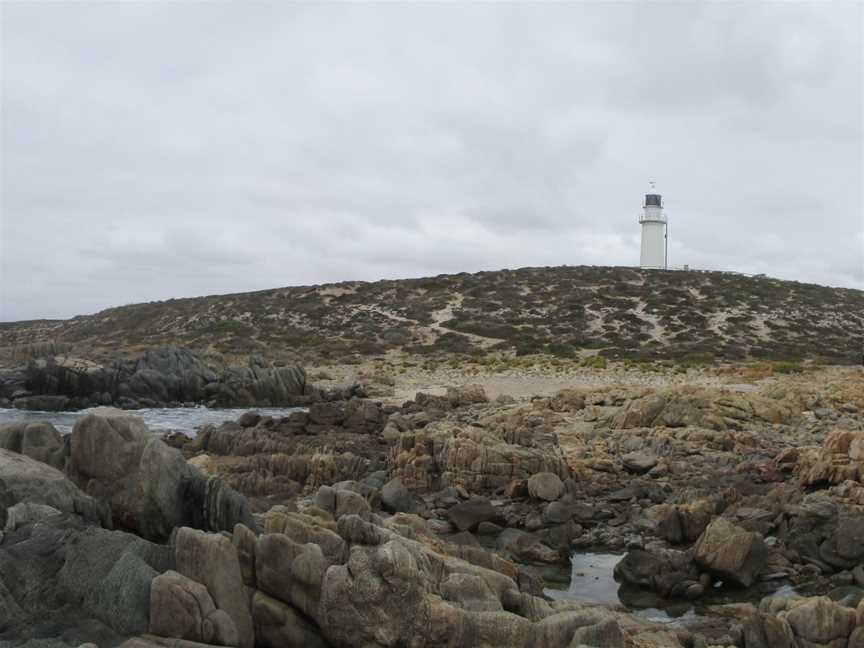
[0,348,361,411]
[1,364,863,647]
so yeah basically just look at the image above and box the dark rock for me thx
[68,409,255,540]
[542,499,576,525]
[238,411,262,428]
[836,514,864,561]
[447,497,499,532]
[477,521,504,536]
[1,348,310,410]
[622,451,659,474]
[308,401,346,426]
[693,518,767,588]
[381,478,419,514]
[0,421,67,469]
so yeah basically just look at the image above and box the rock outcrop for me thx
[67,409,255,540]
[0,420,67,469]
[0,347,328,410]
[693,518,768,587]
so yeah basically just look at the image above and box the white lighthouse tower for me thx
[639,182,667,269]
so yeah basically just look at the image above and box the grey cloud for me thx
[1,2,861,322]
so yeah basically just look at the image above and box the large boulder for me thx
[0,513,173,645]
[447,497,500,532]
[175,527,254,648]
[527,472,564,502]
[784,596,856,644]
[0,448,108,528]
[5,347,310,409]
[693,518,767,587]
[68,409,255,539]
[149,570,238,646]
[58,525,172,635]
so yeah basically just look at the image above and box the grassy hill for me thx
[2,266,862,366]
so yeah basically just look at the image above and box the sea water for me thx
[0,406,303,436]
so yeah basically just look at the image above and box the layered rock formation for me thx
[2,367,863,648]
[0,407,691,648]
[0,347,360,410]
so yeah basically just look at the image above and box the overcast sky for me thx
[1,2,862,322]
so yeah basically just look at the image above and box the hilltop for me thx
[1,265,861,365]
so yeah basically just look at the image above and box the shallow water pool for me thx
[543,552,800,628]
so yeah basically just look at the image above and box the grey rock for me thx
[0,448,108,528]
[0,421,67,469]
[447,497,499,532]
[527,472,565,502]
[622,451,659,474]
[381,478,419,514]
[175,526,254,648]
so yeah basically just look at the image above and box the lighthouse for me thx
[639,182,667,269]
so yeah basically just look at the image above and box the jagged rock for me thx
[390,424,569,494]
[68,409,254,539]
[0,513,172,645]
[257,533,332,624]
[527,472,565,502]
[260,509,346,564]
[656,496,727,545]
[693,518,767,587]
[174,527,254,648]
[2,348,311,410]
